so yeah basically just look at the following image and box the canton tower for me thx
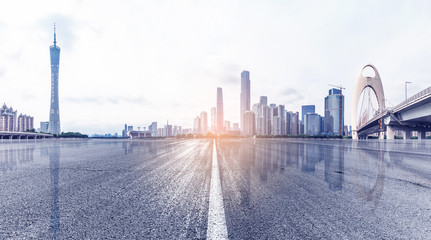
[48,24,61,134]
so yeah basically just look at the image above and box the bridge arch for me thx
[352,64,386,139]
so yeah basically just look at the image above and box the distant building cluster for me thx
[118,70,350,138]
[0,103,34,132]
[240,88,347,137]
[238,70,349,137]
[122,122,189,139]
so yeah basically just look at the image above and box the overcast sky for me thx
[1,0,430,134]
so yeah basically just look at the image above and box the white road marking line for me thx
[207,139,228,240]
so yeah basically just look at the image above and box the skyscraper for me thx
[200,111,208,134]
[324,88,344,135]
[286,111,299,135]
[304,113,321,136]
[240,71,250,132]
[243,111,256,136]
[193,116,201,133]
[48,24,61,134]
[277,105,286,135]
[217,88,224,133]
[210,107,216,132]
[301,105,315,134]
[252,100,270,135]
[259,96,268,106]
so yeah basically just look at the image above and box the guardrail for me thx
[393,86,431,112]
[358,110,387,130]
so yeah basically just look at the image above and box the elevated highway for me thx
[0,131,53,139]
[353,65,431,139]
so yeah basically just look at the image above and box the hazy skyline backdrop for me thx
[1,0,430,134]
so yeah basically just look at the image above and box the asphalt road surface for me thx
[1,138,431,239]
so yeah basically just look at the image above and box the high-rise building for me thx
[260,96,268,106]
[301,105,315,134]
[324,88,344,135]
[148,122,157,137]
[252,101,270,135]
[210,107,216,132]
[40,121,49,133]
[243,111,255,136]
[286,111,299,135]
[200,111,208,134]
[122,124,128,137]
[273,116,282,135]
[216,88,224,133]
[269,104,277,135]
[305,113,321,136]
[48,24,61,134]
[278,105,286,135]
[240,70,250,132]
[165,123,173,137]
[17,114,34,132]
[193,116,201,133]
[0,104,17,131]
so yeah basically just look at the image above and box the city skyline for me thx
[1,1,431,134]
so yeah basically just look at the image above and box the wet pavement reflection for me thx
[1,139,430,239]
[218,138,431,239]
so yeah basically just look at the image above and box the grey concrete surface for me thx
[218,139,431,239]
[0,139,212,239]
[1,138,431,239]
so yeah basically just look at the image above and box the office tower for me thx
[193,116,201,133]
[301,105,315,134]
[157,128,163,137]
[304,113,321,136]
[217,88,224,133]
[232,123,239,131]
[252,102,270,135]
[278,105,286,135]
[48,24,61,134]
[200,111,208,134]
[269,104,277,135]
[148,122,157,137]
[260,96,268,106]
[286,111,299,135]
[324,88,344,135]
[273,116,282,135]
[210,107,216,132]
[0,104,17,131]
[243,111,256,136]
[122,124,128,137]
[165,123,173,137]
[240,71,250,132]
[17,114,34,132]
[127,126,134,131]
[40,122,50,133]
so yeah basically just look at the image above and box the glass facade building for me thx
[324,88,344,135]
[240,71,250,132]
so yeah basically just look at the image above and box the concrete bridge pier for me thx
[378,132,385,140]
[418,131,427,140]
[386,126,395,140]
[403,130,411,140]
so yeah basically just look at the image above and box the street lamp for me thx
[405,81,412,100]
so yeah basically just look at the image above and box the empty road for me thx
[1,138,431,239]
